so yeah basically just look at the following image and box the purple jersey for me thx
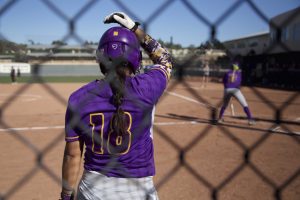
[65,34,172,178]
[223,70,242,89]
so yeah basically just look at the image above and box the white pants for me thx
[77,170,159,200]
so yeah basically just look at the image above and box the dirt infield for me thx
[0,80,299,200]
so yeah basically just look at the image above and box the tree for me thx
[198,39,226,50]
[0,40,26,54]
[211,39,226,50]
[84,41,98,45]
[52,40,67,45]
[28,39,35,45]
[157,39,165,46]
[156,38,183,49]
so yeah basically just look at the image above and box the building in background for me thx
[223,31,269,56]
[269,6,300,54]
[26,44,97,64]
[223,6,300,57]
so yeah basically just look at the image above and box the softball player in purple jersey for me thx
[60,12,172,200]
[218,63,255,125]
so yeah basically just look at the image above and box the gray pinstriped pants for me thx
[223,88,248,108]
[77,170,159,200]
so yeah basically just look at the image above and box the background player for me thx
[201,61,210,88]
[218,62,255,125]
[60,12,173,200]
[10,66,16,84]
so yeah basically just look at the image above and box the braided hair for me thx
[100,60,132,136]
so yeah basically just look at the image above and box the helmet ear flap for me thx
[99,62,107,75]
[96,49,113,75]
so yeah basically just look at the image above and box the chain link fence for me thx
[0,0,299,199]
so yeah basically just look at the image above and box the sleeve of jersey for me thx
[141,34,173,82]
[65,102,81,142]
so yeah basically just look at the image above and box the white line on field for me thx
[0,93,42,102]
[275,129,300,136]
[0,122,200,132]
[0,125,64,132]
[271,126,281,131]
[166,91,215,108]
[1,122,299,136]
[155,121,198,126]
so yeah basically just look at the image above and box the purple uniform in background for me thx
[65,34,172,178]
[223,69,242,89]
[219,67,254,125]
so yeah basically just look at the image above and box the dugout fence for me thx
[0,0,299,200]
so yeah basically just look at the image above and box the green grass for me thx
[0,76,101,83]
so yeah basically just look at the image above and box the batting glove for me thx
[60,191,74,200]
[104,12,140,32]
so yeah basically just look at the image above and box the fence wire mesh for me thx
[0,0,299,199]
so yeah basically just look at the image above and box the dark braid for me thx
[102,60,130,136]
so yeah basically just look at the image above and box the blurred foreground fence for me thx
[0,0,299,199]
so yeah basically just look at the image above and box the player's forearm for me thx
[135,28,173,71]
[61,145,82,198]
[62,155,81,188]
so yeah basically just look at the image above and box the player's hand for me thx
[104,12,139,31]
